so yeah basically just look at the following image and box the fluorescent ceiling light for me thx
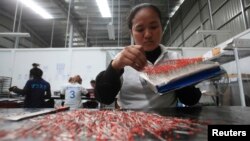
[19,0,53,19]
[169,0,184,17]
[173,6,180,11]
[95,0,111,18]
[169,12,174,17]
[180,0,185,4]
[169,6,180,17]
[0,32,30,37]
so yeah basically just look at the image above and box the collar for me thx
[146,44,167,65]
[145,46,161,64]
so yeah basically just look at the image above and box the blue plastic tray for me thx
[156,66,223,93]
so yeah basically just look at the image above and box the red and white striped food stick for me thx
[0,109,207,141]
[143,57,203,75]
[140,57,221,86]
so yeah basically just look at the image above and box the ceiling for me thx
[0,0,183,48]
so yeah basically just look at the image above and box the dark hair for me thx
[74,75,82,84]
[127,3,162,30]
[32,68,43,79]
[68,77,74,83]
[90,80,96,84]
[30,63,40,78]
[32,63,39,68]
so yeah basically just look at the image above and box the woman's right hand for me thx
[112,45,147,71]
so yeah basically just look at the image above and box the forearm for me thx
[11,87,25,95]
[44,91,51,99]
[95,61,123,105]
[175,86,201,106]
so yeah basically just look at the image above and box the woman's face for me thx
[131,7,162,51]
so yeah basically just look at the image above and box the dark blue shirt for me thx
[22,79,51,108]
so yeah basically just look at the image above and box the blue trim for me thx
[156,67,222,93]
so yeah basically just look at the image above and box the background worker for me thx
[61,75,88,109]
[9,67,52,108]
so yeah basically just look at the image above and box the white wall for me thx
[181,47,212,57]
[0,47,122,93]
[0,49,13,76]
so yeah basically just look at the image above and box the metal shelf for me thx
[224,39,250,50]
[0,76,12,98]
[208,51,234,64]
[209,49,250,64]
[206,29,250,107]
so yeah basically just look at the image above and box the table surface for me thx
[0,106,249,141]
[51,95,97,100]
[142,106,250,124]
